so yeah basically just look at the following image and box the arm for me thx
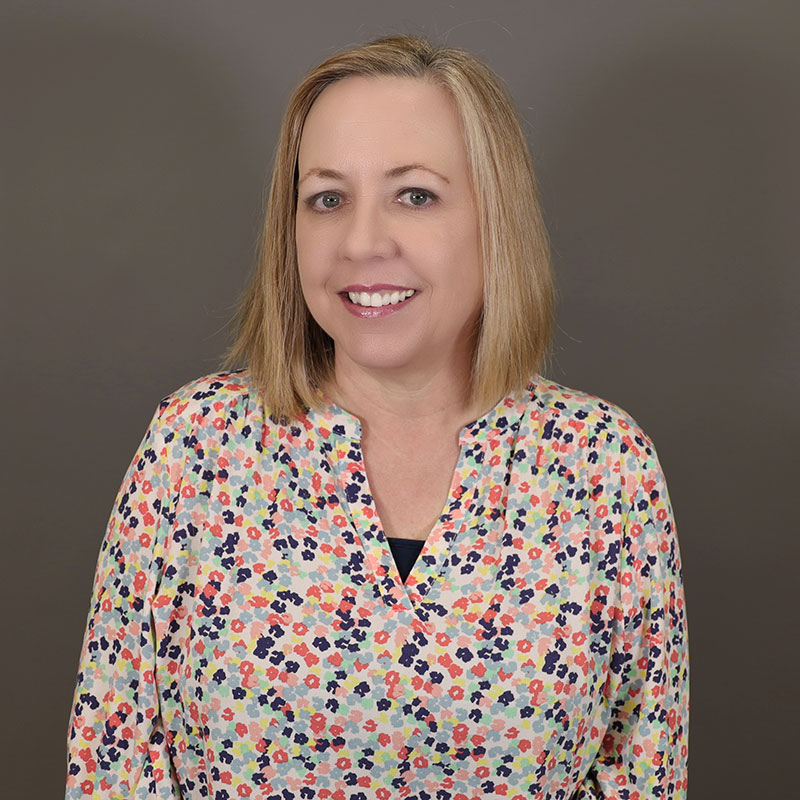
[65,399,188,799]
[575,440,689,799]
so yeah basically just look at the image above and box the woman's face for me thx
[295,75,483,383]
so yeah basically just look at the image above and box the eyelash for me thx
[303,188,439,213]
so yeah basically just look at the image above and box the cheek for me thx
[295,227,330,294]
[295,222,313,272]
[441,207,481,266]
[447,227,483,295]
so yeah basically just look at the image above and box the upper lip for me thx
[340,284,416,293]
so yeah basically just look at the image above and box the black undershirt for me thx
[385,536,425,583]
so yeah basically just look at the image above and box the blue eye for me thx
[317,193,341,210]
[304,188,438,213]
[402,189,436,207]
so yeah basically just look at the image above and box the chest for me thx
[153,423,618,789]
[361,437,462,541]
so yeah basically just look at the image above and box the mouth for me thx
[342,288,416,308]
[338,287,419,318]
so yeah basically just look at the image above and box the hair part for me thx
[223,34,555,421]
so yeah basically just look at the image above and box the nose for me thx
[338,197,398,262]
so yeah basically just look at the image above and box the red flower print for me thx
[133,570,147,593]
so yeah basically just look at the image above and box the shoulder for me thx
[525,375,661,470]
[150,368,257,438]
[529,375,644,436]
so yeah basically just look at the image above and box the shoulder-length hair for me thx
[224,34,555,421]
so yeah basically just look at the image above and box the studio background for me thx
[2,1,797,797]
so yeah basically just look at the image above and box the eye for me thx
[307,192,342,211]
[399,188,437,208]
[303,188,438,213]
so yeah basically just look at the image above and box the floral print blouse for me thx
[66,370,689,799]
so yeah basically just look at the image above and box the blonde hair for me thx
[224,34,555,421]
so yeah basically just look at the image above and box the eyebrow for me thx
[297,163,451,186]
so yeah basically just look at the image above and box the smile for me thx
[347,289,415,307]
[339,287,418,318]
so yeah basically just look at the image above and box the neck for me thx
[323,353,482,437]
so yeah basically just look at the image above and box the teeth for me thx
[347,289,415,307]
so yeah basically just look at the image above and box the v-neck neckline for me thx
[304,380,537,621]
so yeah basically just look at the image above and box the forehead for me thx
[298,76,467,172]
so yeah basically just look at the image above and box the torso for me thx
[66,371,689,797]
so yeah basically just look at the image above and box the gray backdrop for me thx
[2,1,797,797]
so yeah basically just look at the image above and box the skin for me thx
[295,75,488,540]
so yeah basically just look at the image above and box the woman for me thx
[66,35,688,799]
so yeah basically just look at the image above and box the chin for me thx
[336,336,425,373]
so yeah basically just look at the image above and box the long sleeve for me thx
[66,399,188,799]
[575,440,689,799]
